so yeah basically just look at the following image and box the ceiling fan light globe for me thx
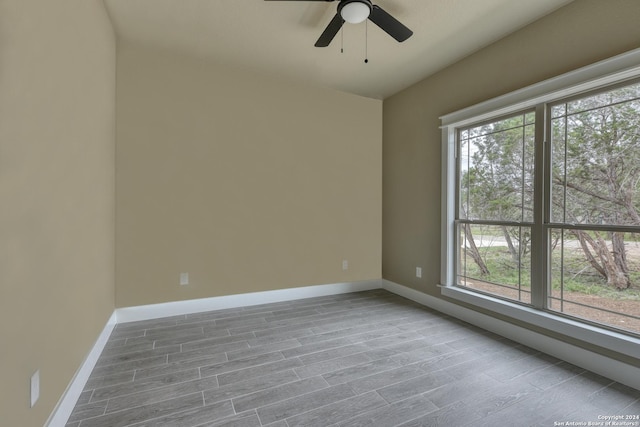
[341,2,370,24]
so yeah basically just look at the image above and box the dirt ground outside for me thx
[462,280,640,336]
[462,234,640,335]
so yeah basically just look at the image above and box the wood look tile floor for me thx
[66,290,640,427]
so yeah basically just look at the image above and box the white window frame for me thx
[440,48,640,359]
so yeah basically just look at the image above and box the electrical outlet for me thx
[342,260,349,271]
[180,272,189,286]
[416,267,422,278]
[30,370,40,408]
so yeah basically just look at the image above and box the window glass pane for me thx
[566,81,640,115]
[551,82,640,226]
[550,115,566,223]
[459,129,470,220]
[549,228,640,335]
[457,223,467,280]
[524,111,535,125]
[523,121,535,223]
[458,112,535,222]
[457,223,531,304]
[551,104,566,119]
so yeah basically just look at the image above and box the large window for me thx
[548,83,640,334]
[441,51,640,341]
[457,111,535,305]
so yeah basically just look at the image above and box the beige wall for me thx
[5,0,638,423]
[0,0,115,426]
[115,43,382,307]
[383,0,640,293]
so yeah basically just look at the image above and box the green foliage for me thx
[460,112,535,223]
[461,246,530,288]
[552,84,640,226]
[462,246,640,301]
[460,81,640,290]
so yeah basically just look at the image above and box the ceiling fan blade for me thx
[368,5,413,42]
[315,13,344,47]
[264,0,335,2]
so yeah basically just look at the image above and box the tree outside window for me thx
[456,81,640,335]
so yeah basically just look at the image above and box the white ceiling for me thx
[105,0,573,99]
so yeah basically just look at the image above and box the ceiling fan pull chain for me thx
[341,26,344,53]
[364,19,369,63]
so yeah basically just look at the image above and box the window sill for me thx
[440,285,640,361]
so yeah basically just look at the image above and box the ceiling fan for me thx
[265,0,413,47]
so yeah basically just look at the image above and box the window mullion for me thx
[530,103,547,309]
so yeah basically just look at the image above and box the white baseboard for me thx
[381,279,640,391]
[115,280,383,323]
[45,311,117,427]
